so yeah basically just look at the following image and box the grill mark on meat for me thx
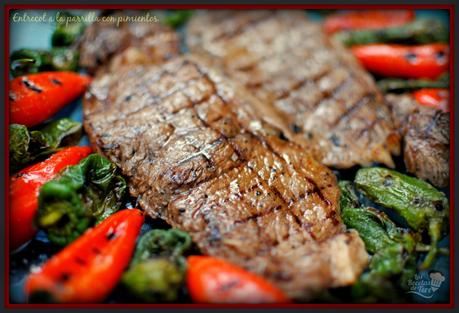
[213,13,274,42]
[332,94,373,127]
[84,55,369,300]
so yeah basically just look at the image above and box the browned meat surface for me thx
[187,11,400,169]
[83,55,368,300]
[385,93,450,187]
[79,11,179,74]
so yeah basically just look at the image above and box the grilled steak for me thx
[79,11,179,74]
[83,55,368,299]
[187,10,400,169]
[385,93,449,187]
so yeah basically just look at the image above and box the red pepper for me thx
[351,44,449,79]
[324,10,414,34]
[413,88,449,112]
[187,256,289,303]
[10,146,92,251]
[25,209,144,303]
[9,71,91,127]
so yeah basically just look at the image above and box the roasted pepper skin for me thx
[25,209,144,303]
[413,88,449,112]
[9,118,82,173]
[187,256,289,303]
[351,44,449,79]
[122,229,192,302]
[324,10,414,34]
[354,168,449,268]
[9,71,91,127]
[9,146,92,251]
[36,154,127,246]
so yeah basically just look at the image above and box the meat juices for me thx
[83,56,368,299]
[187,10,400,169]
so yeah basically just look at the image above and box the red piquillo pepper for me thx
[413,88,449,112]
[10,146,92,251]
[25,209,144,303]
[9,71,91,127]
[351,44,449,79]
[324,10,414,34]
[187,256,289,303]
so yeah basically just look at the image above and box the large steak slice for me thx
[79,10,180,74]
[187,10,400,169]
[83,55,368,299]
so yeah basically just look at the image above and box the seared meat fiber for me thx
[385,93,450,187]
[83,56,368,299]
[79,11,179,74]
[187,11,400,168]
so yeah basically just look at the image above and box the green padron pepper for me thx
[339,181,418,302]
[354,168,449,269]
[10,48,79,77]
[122,229,192,302]
[9,118,82,173]
[36,154,127,246]
[377,73,449,93]
[334,18,449,47]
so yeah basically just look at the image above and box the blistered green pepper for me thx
[121,259,184,303]
[334,18,449,47]
[10,48,79,77]
[9,118,82,173]
[354,168,449,269]
[377,73,449,93]
[122,229,192,302]
[36,154,127,246]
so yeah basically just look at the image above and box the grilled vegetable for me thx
[36,154,127,246]
[25,209,144,303]
[340,181,418,302]
[163,10,194,28]
[122,229,192,302]
[187,256,289,303]
[354,167,449,269]
[131,228,192,268]
[413,88,449,112]
[9,146,92,251]
[122,259,184,303]
[340,181,418,254]
[377,73,449,92]
[335,18,449,46]
[9,118,82,173]
[10,48,79,77]
[51,11,86,47]
[10,71,91,127]
[351,44,449,79]
[324,10,414,34]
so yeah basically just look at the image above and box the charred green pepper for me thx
[122,229,192,302]
[354,168,449,269]
[36,154,127,246]
[10,48,79,77]
[334,18,449,47]
[9,118,82,173]
[377,73,449,93]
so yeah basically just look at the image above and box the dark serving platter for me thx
[8,9,451,304]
